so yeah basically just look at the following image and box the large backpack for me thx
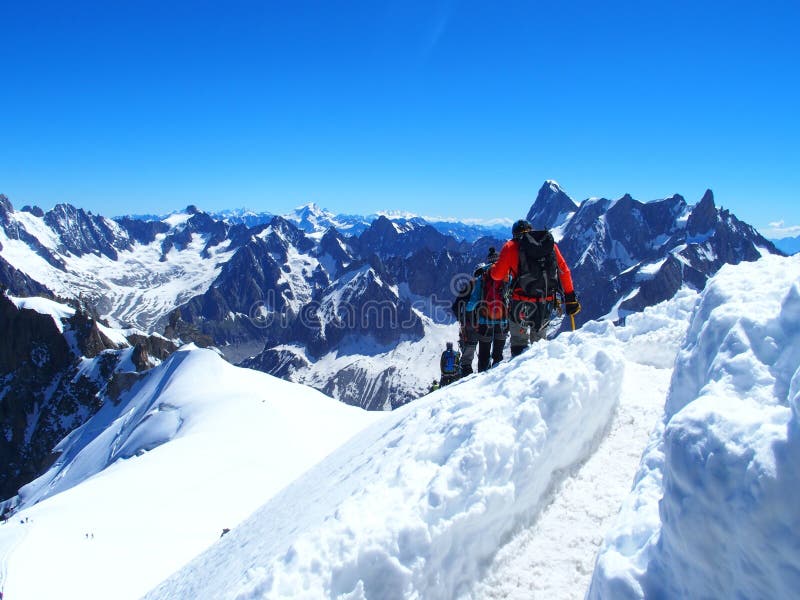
[479,271,507,320]
[516,230,561,299]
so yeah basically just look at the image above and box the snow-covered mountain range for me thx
[1,253,797,599]
[527,181,781,321]
[0,182,780,416]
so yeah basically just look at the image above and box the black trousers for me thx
[477,323,507,371]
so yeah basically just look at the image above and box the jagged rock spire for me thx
[526,180,578,230]
[686,189,717,236]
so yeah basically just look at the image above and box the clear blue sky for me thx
[1,0,798,237]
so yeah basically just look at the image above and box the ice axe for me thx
[569,305,581,331]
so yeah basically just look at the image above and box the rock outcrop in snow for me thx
[0,293,177,501]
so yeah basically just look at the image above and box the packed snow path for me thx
[473,362,674,599]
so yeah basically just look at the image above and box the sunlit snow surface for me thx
[2,255,798,600]
[146,324,625,600]
[589,254,800,599]
[8,294,76,332]
[0,348,379,599]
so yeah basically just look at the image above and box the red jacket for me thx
[489,238,575,301]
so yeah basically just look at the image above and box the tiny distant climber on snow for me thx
[489,219,580,356]
[452,246,509,375]
[428,379,440,393]
[439,342,461,386]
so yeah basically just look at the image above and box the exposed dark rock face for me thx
[44,203,132,260]
[0,256,52,297]
[0,194,13,229]
[526,181,578,230]
[20,205,45,218]
[67,310,120,358]
[686,189,717,237]
[114,216,170,245]
[0,293,178,501]
[161,311,213,350]
[553,188,781,323]
[1,294,79,498]
[355,216,467,259]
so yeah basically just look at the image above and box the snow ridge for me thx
[589,254,800,599]
[146,328,625,599]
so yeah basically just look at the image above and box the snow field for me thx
[146,326,625,599]
[589,254,800,599]
[0,347,379,600]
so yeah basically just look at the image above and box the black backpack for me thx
[516,230,561,298]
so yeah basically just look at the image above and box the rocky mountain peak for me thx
[0,194,14,215]
[297,202,323,216]
[526,180,578,230]
[687,189,717,236]
[369,215,399,236]
[21,205,45,217]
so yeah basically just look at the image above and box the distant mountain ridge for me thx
[521,181,781,321]
[122,203,511,242]
[770,234,800,255]
[0,183,781,413]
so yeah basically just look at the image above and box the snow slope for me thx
[146,317,627,598]
[0,347,379,600]
[588,254,800,599]
[2,255,797,600]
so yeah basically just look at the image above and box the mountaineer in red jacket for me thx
[490,219,580,356]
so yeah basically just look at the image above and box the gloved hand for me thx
[564,292,581,316]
